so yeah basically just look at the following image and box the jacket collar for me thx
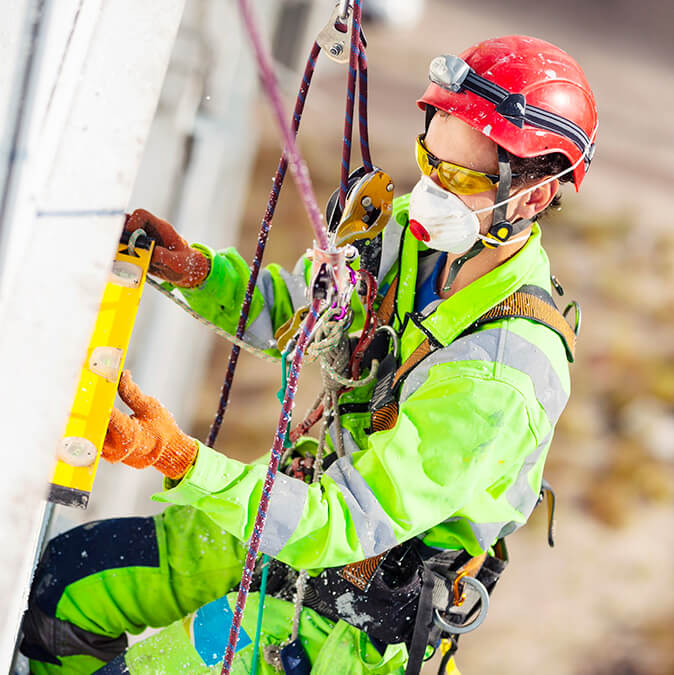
[396,222,549,361]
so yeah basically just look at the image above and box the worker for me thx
[21,35,597,675]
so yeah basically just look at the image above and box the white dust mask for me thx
[407,174,480,253]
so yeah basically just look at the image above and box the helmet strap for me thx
[442,147,532,293]
[424,105,436,134]
[485,146,532,247]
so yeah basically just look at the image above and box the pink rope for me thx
[237,0,328,249]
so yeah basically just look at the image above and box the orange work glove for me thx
[102,371,199,479]
[125,208,210,288]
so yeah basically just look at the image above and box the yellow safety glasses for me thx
[415,134,500,195]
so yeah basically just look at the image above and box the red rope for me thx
[221,301,321,674]
[338,0,365,210]
[205,42,321,448]
[218,2,376,671]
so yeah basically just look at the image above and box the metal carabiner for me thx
[563,300,582,336]
[337,0,350,21]
[317,2,353,63]
[374,324,399,359]
[433,576,490,635]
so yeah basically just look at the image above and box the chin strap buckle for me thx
[484,221,513,248]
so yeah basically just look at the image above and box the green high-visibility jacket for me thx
[154,196,571,569]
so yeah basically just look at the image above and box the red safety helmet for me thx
[417,35,598,189]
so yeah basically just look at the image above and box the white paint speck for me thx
[545,69,557,78]
[483,124,493,136]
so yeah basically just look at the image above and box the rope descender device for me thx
[331,168,394,248]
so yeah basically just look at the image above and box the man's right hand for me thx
[125,209,210,288]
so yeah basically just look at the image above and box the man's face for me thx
[423,110,501,234]
[423,110,562,236]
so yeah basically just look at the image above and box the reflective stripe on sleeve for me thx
[400,327,569,426]
[504,431,552,516]
[325,455,398,557]
[241,269,276,349]
[242,267,307,349]
[377,217,404,285]
[278,268,308,311]
[259,473,309,557]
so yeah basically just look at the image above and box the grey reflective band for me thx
[325,455,398,557]
[260,473,309,556]
[504,431,552,516]
[243,270,277,349]
[278,268,308,311]
[400,327,569,426]
[429,54,593,165]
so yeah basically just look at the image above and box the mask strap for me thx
[442,240,483,293]
[472,144,590,218]
[477,230,531,248]
[442,149,519,292]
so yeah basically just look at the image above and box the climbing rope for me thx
[237,0,327,247]
[218,0,378,670]
[205,40,321,447]
[138,1,378,671]
[339,0,370,209]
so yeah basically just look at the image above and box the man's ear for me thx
[508,178,559,221]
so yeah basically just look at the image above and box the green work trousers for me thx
[26,505,407,674]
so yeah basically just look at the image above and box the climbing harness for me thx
[369,276,579,436]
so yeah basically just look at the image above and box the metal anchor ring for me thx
[433,576,490,635]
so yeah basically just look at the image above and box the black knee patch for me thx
[33,517,159,615]
[20,602,128,664]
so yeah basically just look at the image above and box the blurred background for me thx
[8,0,673,672]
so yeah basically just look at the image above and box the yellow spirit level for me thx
[49,233,154,507]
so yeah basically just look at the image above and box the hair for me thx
[506,150,573,217]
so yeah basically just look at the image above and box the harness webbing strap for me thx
[391,339,432,389]
[404,566,436,675]
[370,282,576,435]
[375,276,398,325]
[472,287,576,362]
